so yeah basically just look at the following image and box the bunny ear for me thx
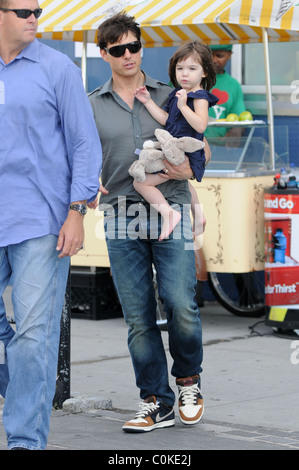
[176,137,205,153]
[154,128,172,143]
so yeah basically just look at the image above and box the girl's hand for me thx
[134,86,150,104]
[175,89,188,110]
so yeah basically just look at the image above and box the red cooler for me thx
[264,189,299,329]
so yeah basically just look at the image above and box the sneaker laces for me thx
[178,383,200,405]
[135,400,159,418]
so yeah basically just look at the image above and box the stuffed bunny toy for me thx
[128,128,205,183]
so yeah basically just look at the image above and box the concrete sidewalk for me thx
[1,286,299,450]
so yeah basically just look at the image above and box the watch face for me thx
[70,204,87,215]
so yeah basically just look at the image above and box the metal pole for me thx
[54,271,71,409]
[262,27,275,170]
[82,30,88,91]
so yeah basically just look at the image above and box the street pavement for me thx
[1,285,299,452]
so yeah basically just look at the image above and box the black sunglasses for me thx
[0,8,43,19]
[104,41,142,58]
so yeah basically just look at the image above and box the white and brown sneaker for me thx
[176,375,204,425]
[122,396,175,433]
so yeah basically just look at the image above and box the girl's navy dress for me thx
[164,88,218,181]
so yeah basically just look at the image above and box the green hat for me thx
[210,44,233,51]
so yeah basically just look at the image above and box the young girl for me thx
[134,41,218,241]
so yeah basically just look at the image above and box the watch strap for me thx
[69,203,87,215]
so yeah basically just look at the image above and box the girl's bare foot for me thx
[159,209,181,241]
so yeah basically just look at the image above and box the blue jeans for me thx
[104,201,203,406]
[0,235,69,450]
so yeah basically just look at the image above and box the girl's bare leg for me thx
[188,182,206,236]
[133,174,181,241]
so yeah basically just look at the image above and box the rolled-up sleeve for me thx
[55,63,102,203]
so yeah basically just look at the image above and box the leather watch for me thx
[69,203,87,216]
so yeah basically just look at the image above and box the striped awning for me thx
[37,0,299,46]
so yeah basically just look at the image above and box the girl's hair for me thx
[97,12,141,49]
[168,41,216,91]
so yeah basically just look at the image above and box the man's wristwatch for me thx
[69,203,87,216]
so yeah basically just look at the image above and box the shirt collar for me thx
[94,71,164,98]
[95,77,113,96]
[0,38,40,66]
[17,38,40,63]
[143,72,164,89]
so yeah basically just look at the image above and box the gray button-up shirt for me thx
[89,72,191,208]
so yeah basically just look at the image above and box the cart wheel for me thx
[208,271,266,317]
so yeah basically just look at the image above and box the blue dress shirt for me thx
[0,39,102,247]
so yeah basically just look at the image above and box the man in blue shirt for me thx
[0,0,102,450]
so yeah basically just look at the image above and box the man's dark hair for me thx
[97,12,141,49]
[168,41,216,91]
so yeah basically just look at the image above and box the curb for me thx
[62,395,113,414]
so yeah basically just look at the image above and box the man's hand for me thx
[56,210,85,258]
[160,157,194,180]
[87,185,109,209]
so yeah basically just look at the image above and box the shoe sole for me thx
[179,406,204,425]
[123,418,175,433]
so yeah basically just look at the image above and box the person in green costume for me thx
[205,44,246,139]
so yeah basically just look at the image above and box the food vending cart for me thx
[36,0,298,318]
